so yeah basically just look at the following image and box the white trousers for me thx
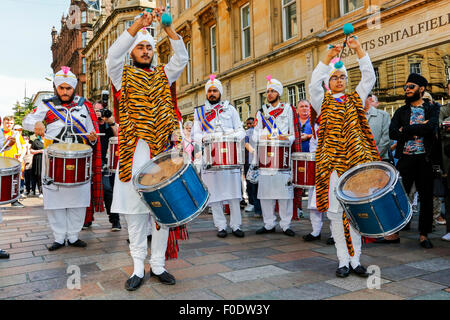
[328,211,362,268]
[47,208,86,244]
[260,199,293,231]
[309,209,324,237]
[210,198,242,232]
[124,213,168,274]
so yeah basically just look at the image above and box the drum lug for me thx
[391,191,407,220]
[370,202,386,235]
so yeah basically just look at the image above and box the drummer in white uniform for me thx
[0,126,16,259]
[22,67,99,251]
[106,9,188,290]
[253,77,296,237]
[193,75,246,238]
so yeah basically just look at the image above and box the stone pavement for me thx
[0,196,449,300]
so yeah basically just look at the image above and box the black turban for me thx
[407,73,428,87]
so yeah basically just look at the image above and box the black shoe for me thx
[68,239,87,248]
[303,233,321,241]
[111,221,121,231]
[48,241,65,251]
[374,237,400,244]
[82,222,92,230]
[0,249,10,259]
[11,201,24,208]
[232,229,245,238]
[420,239,433,249]
[283,229,295,237]
[256,226,275,234]
[217,229,228,238]
[150,270,176,285]
[125,273,145,291]
[350,265,369,277]
[240,200,247,208]
[326,237,335,245]
[336,266,350,278]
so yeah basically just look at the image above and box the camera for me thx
[101,90,109,107]
[99,108,113,119]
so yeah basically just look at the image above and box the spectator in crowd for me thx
[182,121,194,160]
[297,100,313,152]
[1,116,25,207]
[364,94,391,161]
[438,81,450,241]
[244,117,261,216]
[30,135,44,198]
[22,136,34,197]
[389,73,439,248]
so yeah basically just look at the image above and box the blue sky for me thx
[0,0,71,118]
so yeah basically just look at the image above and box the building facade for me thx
[83,0,158,104]
[51,0,104,97]
[154,0,449,120]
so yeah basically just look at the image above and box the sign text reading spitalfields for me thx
[341,13,450,58]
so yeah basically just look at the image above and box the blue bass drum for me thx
[134,150,210,228]
[335,161,412,237]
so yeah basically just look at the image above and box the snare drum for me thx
[335,161,412,237]
[107,137,119,174]
[134,151,209,228]
[44,143,93,186]
[203,135,244,170]
[0,157,21,205]
[257,139,291,171]
[292,152,315,188]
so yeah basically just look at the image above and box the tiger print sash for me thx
[117,64,177,182]
[315,92,380,255]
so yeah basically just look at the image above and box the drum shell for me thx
[0,157,21,205]
[45,144,92,186]
[107,137,119,173]
[257,140,291,171]
[203,136,244,170]
[336,162,412,237]
[292,152,315,188]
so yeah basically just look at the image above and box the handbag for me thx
[246,164,259,184]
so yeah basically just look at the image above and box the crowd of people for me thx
[0,8,448,292]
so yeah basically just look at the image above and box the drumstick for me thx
[44,134,64,143]
[72,133,105,136]
[0,141,9,154]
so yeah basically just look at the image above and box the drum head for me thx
[0,157,20,169]
[48,143,91,152]
[336,162,397,203]
[134,151,190,192]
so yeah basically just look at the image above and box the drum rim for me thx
[257,139,291,146]
[335,161,398,204]
[203,165,243,171]
[0,156,21,174]
[133,150,191,192]
[203,135,243,143]
[291,152,315,161]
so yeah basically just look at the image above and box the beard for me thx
[207,95,221,105]
[57,91,76,104]
[405,90,421,104]
[268,95,279,104]
[131,54,153,69]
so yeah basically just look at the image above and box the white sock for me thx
[132,258,145,278]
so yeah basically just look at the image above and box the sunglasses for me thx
[329,75,348,82]
[403,84,418,91]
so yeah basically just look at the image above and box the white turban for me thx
[266,75,283,96]
[130,28,156,54]
[325,58,348,89]
[54,66,78,89]
[205,75,223,96]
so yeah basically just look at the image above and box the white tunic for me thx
[0,132,8,223]
[22,97,95,210]
[192,101,246,203]
[252,102,295,200]
[308,53,376,213]
[107,30,189,215]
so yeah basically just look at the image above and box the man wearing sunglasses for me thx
[389,73,439,249]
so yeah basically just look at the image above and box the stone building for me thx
[155,0,449,120]
[51,0,103,97]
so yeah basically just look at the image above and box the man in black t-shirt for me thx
[93,101,121,231]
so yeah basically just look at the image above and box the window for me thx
[410,63,421,75]
[185,0,190,9]
[339,0,364,16]
[97,70,101,90]
[374,67,380,89]
[210,25,218,73]
[282,0,297,41]
[82,11,87,23]
[82,83,86,98]
[186,41,191,84]
[241,4,251,59]
[286,82,306,106]
[82,58,86,73]
[82,32,87,48]
[235,97,251,121]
